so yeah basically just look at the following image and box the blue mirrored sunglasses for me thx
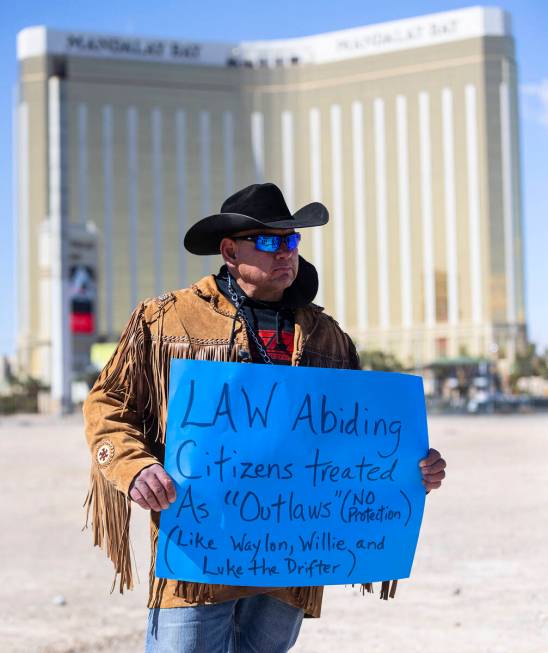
[233,232,301,252]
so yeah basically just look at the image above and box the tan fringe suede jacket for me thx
[83,271,397,618]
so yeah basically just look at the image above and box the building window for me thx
[50,56,67,78]
[435,269,448,322]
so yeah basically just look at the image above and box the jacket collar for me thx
[191,273,236,317]
[190,257,324,359]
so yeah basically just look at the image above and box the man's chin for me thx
[272,266,296,278]
[272,270,296,288]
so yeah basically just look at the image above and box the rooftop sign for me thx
[18,6,510,68]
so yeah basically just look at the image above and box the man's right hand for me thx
[129,463,177,511]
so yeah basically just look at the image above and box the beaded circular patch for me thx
[96,440,115,467]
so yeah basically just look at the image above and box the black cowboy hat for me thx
[184,182,329,255]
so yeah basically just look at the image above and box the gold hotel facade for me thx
[16,6,526,400]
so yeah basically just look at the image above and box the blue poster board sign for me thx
[156,360,429,586]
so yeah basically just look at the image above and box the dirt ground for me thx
[1,412,547,653]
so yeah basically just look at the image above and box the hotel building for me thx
[16,6,526,404]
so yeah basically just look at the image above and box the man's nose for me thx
[275,241,294,257]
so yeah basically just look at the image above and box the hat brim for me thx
[184,202,328,255]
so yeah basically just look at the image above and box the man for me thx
[84,182,446,652]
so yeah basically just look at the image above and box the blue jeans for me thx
[145,594,304,652]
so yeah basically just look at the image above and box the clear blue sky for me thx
[1,1,547,357]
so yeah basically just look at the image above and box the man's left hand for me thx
[419,448,447,492]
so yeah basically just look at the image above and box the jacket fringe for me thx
[169,581,395,611]
[174,581,217,603]
[147,338,240,444]
[294,586,322,613]
[171,583,323,615]
[83,466,133,593]
[379,580,398,600]
[101,300,148,418]
[351,581,397,600]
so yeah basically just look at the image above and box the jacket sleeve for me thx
[82,301,159,592]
